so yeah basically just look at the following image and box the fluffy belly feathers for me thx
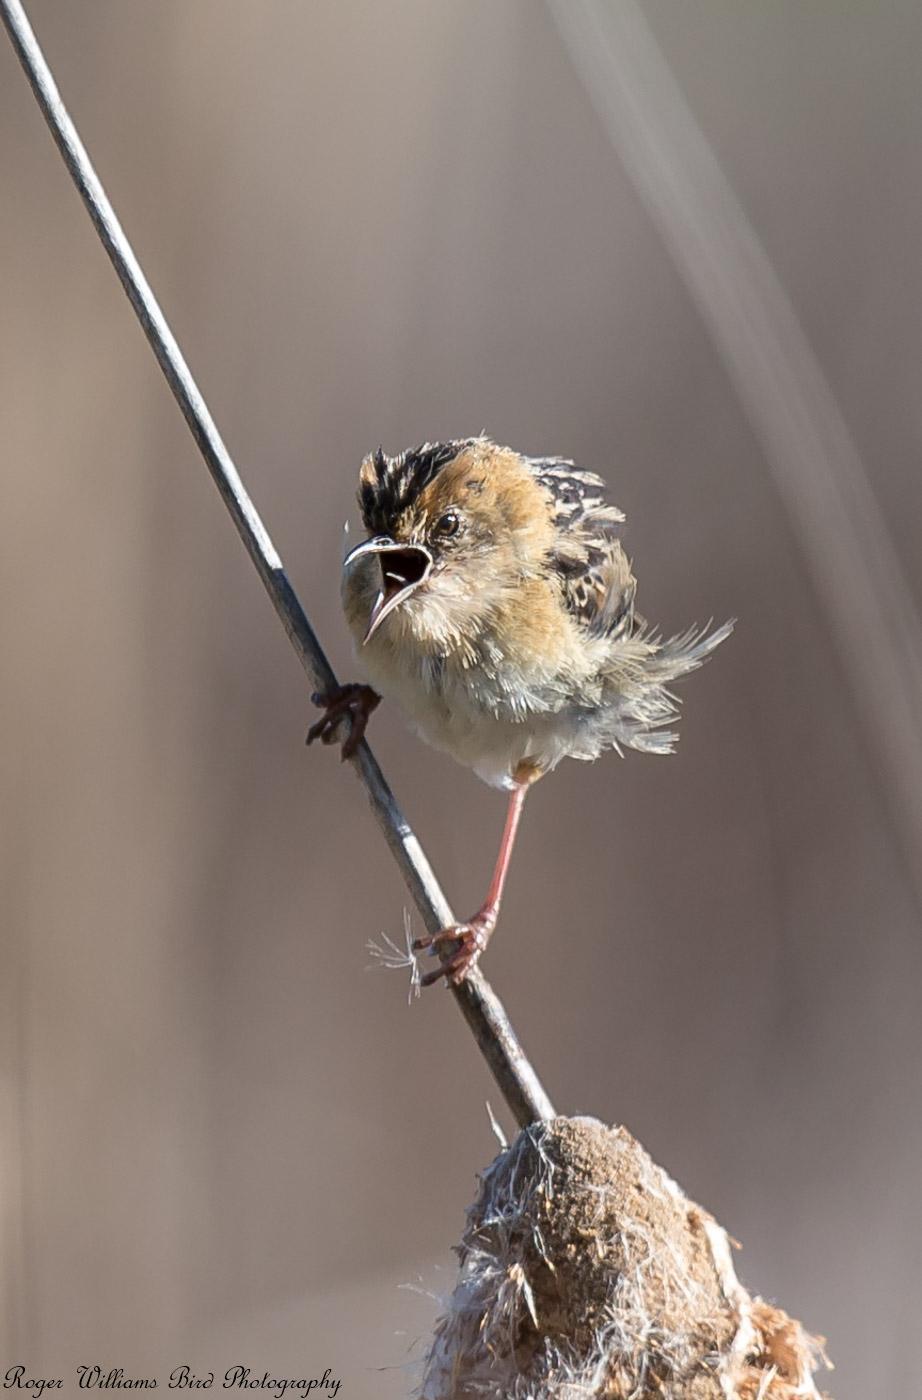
[355,628,602,789]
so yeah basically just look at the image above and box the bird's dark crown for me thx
[358,439,478,536]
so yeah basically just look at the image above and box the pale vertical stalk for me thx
[549,0,922,892]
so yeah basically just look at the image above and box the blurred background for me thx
[2,3,920,1396]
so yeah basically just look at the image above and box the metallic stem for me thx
[1,0,554,1128]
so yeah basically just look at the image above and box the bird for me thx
[308,437,732,987]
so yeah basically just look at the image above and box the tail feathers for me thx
[645,617,735,684]
[610,617,734,756]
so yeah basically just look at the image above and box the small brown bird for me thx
[309,438,731,986]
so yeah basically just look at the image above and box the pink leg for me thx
[414,778,531,987]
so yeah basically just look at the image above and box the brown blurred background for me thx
[2,4,920,1396]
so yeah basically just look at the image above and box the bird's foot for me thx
[306,683,380,760]
[413,910,497,988]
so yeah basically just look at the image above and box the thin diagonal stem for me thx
[1,0,554,1128]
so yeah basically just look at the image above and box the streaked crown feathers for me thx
[358,439,478,537]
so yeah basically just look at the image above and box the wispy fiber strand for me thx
[0,0,554,1129]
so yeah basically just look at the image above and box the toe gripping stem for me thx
[413,912,497,988]
[306,683,381,760]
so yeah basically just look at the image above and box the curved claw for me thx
[306,683,380,760]
[414,913,496,987]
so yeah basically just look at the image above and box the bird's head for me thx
[343,438,554,651]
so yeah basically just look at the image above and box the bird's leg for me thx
[414,769,536,987]
[306,683,381,760]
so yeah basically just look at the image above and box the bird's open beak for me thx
[343,535,432,644]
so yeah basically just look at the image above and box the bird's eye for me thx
[434,509,461,539]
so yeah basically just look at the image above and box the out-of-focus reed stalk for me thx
[550,0,922,901]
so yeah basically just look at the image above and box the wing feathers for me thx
[525,455,635,638]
